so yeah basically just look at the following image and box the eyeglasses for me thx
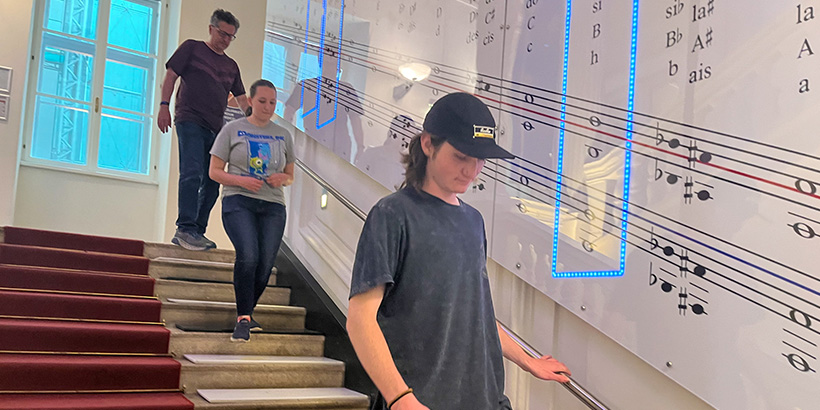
[210,25,237,40]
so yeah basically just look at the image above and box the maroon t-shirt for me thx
[166,40,246,132]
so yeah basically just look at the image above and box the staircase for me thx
[0,227,370,410]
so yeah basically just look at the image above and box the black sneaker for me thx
[230,318,251,342]
[171,230,209,251]
[201,234,217,250]
[249,318,263,332]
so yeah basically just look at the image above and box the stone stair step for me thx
[168,326,325,357]
[180,355,345,393]
[149,257,277,285]
[184,354,339,365]
[161,299,305,330]
[144,242,236,263]
[155,278,290,306]
[189,387,369,409]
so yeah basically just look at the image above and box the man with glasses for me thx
[157,9,249,251]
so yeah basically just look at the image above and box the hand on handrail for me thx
[523,354,571,383]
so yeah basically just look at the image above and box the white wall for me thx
[0,0,34,226]
[277,117,386,315]
[15,166,159,240]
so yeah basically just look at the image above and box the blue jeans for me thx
[176,121,220,235]
[222,195,287,316]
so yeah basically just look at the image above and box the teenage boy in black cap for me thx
[347,92,571,410]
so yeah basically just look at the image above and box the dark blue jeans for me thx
[176,121,220,235]
[222,195,287,316]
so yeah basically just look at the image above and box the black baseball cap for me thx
[423,92,515,159]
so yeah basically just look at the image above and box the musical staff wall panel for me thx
[263,1,820,408]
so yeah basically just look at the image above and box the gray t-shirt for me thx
[350,188,510,410]
[210,117,295,205]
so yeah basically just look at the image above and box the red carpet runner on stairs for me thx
[0,226,193,410]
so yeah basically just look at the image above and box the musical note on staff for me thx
[648,228,708,281]
[579,226,603,253]
[654,159,682,185]
[588,115,602,127]
[475,78,491,92]
[649,262,677,293]
[686,140,712,168]
[687,282,708,315]
[795,178,818,196]
[654,122,679,148]
[471,177,487,193]
[683,176,714,204]
[649,260,708,317]
[654,123,713,168]
[654,163,713,202]
[787,211,820,240]
[783,310,817,373]
[586,145,602,158]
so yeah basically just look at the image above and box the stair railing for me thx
[294,158,610,410]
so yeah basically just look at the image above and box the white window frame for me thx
[21,0,167,185]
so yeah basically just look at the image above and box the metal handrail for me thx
[294,158,609,410]
[295,158,368,221]
[497,322,609,410]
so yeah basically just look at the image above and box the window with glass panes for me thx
[26,0,161,177]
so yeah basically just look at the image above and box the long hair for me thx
[400,132,445,191]
[245,79,275,117]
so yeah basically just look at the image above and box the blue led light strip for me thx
[552,0,640,279]
[317,0,345,129]
[621,0,640,273]
[313,0,329,124]
[551,0,572,278]
[300,0,316,118]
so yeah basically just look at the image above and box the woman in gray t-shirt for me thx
[209,79,295,342]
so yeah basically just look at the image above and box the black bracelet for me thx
[387,388,413,409]
[160,101,170,106]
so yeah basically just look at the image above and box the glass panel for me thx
[98,108,150,174]
[39,34,94,102]
[103,57,148,112]
[31,96,89,165]
[297,52,321,82]
[263,41,287,90]
[108,0,156,54]
[44,0,100,39]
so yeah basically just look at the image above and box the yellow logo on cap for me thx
[473,125,495,139]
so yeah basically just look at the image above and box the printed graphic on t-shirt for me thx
[248,140,271,177]
[239,130,285,178]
